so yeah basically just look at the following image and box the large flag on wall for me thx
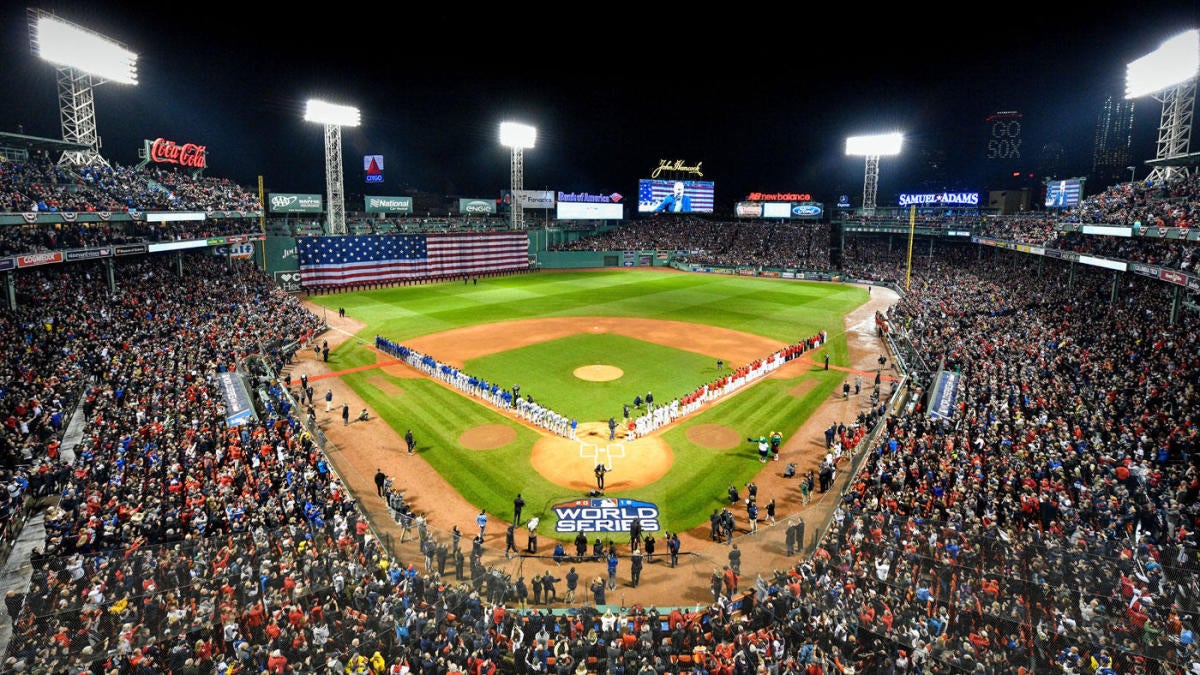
[297,232,528,287]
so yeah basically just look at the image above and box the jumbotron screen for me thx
[1045,178,1083,208]
[637,179,715,214]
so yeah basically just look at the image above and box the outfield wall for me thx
[537,250,672,268]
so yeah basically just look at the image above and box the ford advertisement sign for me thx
[792,203,824,219]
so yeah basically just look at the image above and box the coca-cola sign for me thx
[147,137,207,169]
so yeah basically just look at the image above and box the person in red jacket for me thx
[266,648,288,673]
[968,627,991,653]
[470,654,497,675]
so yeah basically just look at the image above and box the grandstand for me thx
[0,125,1199,672]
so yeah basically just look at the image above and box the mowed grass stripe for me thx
[332,272,858,344]
[314,270,868,537]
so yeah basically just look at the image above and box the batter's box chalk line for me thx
[579,443,626,469]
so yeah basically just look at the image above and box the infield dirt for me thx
[293,280,898,608]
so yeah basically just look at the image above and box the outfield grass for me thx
[315,270,867,539]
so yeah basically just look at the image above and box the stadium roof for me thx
[0,131,90,162]
[1144,152,1200,168]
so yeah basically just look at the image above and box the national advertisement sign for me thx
[0,258,13,272]
[364,196,413,214]
[552,497,660,534]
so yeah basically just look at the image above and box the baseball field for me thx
[307,268,870,541]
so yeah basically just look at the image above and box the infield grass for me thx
[315,270,867,539]
[465,333,718,421]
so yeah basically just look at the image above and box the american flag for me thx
[297,232,528,287]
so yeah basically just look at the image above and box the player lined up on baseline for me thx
[375,336,577,438]
[625,329,827,439]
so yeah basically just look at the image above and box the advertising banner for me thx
[16,252,63,268]
[792,203,824,219]
[736,202,763,218]
[898,192,980,207]
[364,196,413,214]
[363,155,384,184]
[64,247,112,262]
[555,202,623,220]
[512,190,555,209]
[1129,262,1159,278]
[216,371,256,427]
[458,198,497,215]
[928,370,961,421]
[147,137,207,169]
[269,193,323,214]
[1160,269,1189,286]
[763,203,791,219]
[274,270,303,293]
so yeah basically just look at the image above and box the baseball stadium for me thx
[1,10,1199,675]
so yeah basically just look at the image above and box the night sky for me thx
[1,3,1197,211]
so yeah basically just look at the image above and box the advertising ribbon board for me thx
[927,371,961,421]
[217,371,257,427]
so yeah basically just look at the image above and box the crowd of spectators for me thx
[0,153,261,255]
[1,170,1200,673]
[0,152,260,215]
[972,175,1200,271]
[6,149,1200,282]
[828,251,1200,674]
[550,218,831,271]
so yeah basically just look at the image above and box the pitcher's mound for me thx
[574,365,623,381]
[459,424,517,450]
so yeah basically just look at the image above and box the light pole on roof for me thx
[500,122,537,231]
[304,99,361,236]
[1125,29,1199,184]
[28,8,139,168]
[845,132,903,217]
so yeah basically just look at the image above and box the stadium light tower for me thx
[1125,28,1199,183]
[845,132,903,216]
[500,121,536,230]
[304,99,360,236]
[28,8,138,168]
